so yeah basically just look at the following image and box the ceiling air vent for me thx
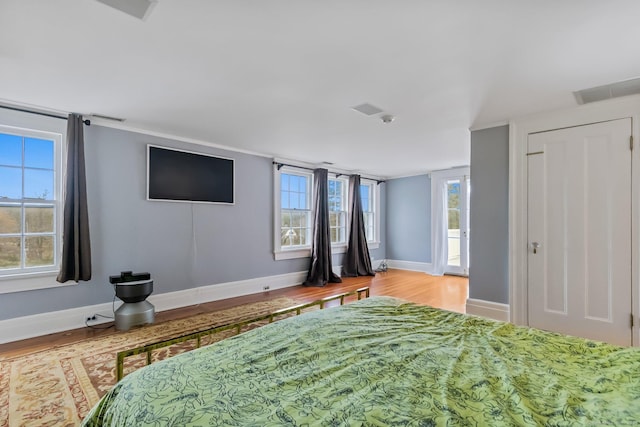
[94,0,156,20]
[352,103,384,116]
[574,77,640,105]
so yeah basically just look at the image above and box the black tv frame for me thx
[146,144,235,204]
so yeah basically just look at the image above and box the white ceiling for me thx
[2,1,640,178]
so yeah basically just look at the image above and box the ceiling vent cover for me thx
[94,0,156,20]
[352,103,384,116]
[574,77,640,105]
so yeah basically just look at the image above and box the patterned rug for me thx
[0,297,299,427]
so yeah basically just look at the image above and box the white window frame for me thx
[360,179,380,249]
[328,175,349,249]
[0,121,65,293]
[274,166,314,260]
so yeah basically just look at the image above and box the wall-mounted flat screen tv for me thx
[147,145,234,204]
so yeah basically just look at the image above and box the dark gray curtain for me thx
[304,168,342,287]
[57,114,92,283]
[342,175,375,277]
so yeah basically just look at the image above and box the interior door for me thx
[527,118,632,346]
[445,176,470,276]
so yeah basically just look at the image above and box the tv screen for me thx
[147,145,234,204]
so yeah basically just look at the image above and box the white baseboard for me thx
[386,259,434,274]
[466,298,510,322]
[0,270,308,344]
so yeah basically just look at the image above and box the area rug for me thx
[0,297,300,427]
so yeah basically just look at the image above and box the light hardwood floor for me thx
[0,269,468,358]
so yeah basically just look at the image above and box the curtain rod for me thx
[273,161,385,184]
[0,104,91,126]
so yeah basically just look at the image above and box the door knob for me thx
[531,242,541,254]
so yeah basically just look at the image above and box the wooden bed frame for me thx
[116,286,370,380]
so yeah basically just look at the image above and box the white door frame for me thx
[509,95,640,346]
[431,167,470,276]
[445,175,470,276]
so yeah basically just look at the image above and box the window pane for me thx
[363,212,374,241]
[281,174,289,191]
[448,181,460,208]
[291,211,301,227]
[329,212,337,227]
[280,211,312,248]
[298,176,306,193]
[0,205,21,233]
[448,235,461,267]
[25,235,54,267]
[281,228,297,246]
[360,184,369,200]
[448,209,460,230]
[447,180,461,266]
[25,206,54,233]
[329,180,343,212]
[24,138,54,169]
[0,237,21,269]
[0,167,22,199]
[298,194,306,209]
[24,169,54,199]
[281,211,291,227]
[360,184,371,212]
[292,176,301,193]
[0,133,22,167]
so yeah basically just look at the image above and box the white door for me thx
[445,175,470,276]
[527,118,632,346]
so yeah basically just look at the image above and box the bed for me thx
[82,296,640,426]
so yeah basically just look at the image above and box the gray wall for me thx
[469,125,509,304]
[385,174,431,263]
[0,123,386,320]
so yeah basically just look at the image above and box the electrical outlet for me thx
[263,285,270,291]
[86,315,96,322]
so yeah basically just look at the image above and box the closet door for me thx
[527,118,632,346]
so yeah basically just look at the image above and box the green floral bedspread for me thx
[82,297,640,426]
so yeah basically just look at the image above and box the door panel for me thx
[527,118,631,346]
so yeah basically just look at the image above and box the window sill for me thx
[0,270,76,294]
[368,242,380,249]
[274,248,311,260]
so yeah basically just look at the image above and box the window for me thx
[0,126,61,281]
[328,177,347,245]
[360,180,376,243]
[279,170,312,251]
[274,165,381,259]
